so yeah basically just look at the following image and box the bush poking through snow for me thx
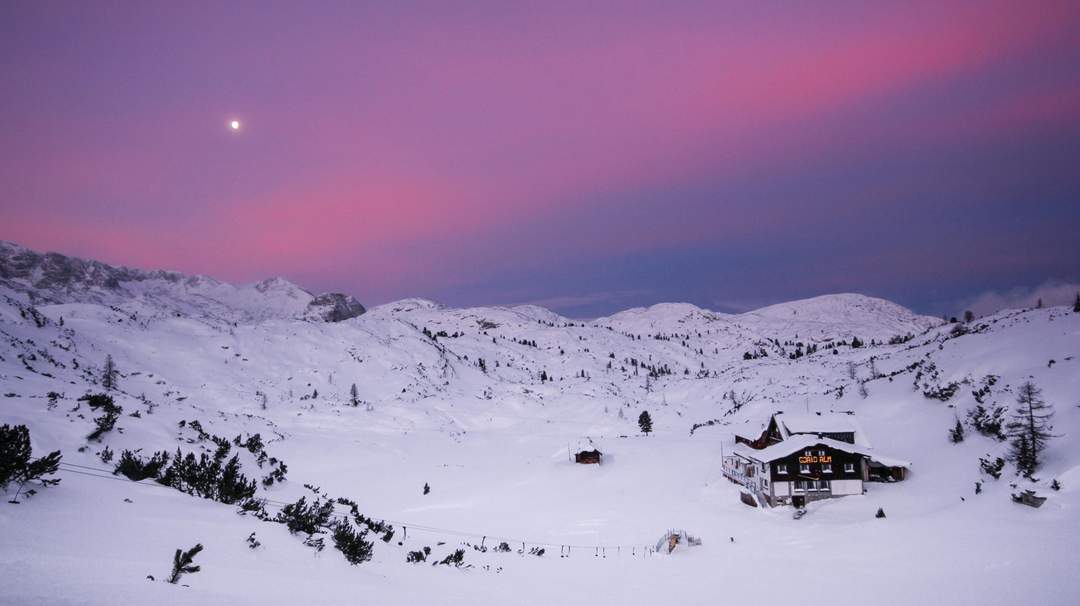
[436,549,465,567]
[167,544,203,584]
[334,497,396,542]
[0,424,62,503]
[875,508,886,519]
[114,449,170,482]
[277,496,334,535]
[406,547,431,563]
[331,520,374,564]
[979,456,1005,479]
[923,382,959,402]
[80,393,122,442]
[968,404,1006,441]
[156,450,257,504]
[246,532,261,549]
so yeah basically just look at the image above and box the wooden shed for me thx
[572,438,603,465]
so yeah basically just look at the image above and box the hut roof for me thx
[733,434,910,469]
[572,437,602,454]
[776,412,871,447]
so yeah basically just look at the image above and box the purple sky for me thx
[2,1,1079,316]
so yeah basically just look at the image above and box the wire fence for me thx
[53,462,661,557]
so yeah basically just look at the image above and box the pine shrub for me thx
[167,544,203,584]
[0,424,62,502]
[331,520,374,565]
[276,496,334,535]
[114,449,170,481]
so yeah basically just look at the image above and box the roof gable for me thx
[732,434,910,468]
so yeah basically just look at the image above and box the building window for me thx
[800,464,810,474]
[822,464,832,473]
[804,450,812,457]
[844,462,855,473]
[763,478,769,488]
[820,480,830,491]
[818,450,825,457]
[778,464,788,474]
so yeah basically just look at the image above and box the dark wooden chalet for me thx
[723,413,910,507]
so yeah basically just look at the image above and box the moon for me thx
[229,120,241,131]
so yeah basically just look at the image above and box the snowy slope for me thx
[1,243,1078,606]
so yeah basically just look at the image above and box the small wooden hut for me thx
[572,438,603,465]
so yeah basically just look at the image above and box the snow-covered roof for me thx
[732,434,910,469]
[776,412,873,447]
[573,437,602,453]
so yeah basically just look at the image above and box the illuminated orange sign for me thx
[798,455,832,464]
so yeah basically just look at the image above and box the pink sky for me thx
[2,1,1079,315]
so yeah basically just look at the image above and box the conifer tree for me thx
[1074,292,1080,313]
[1,424,62,503]
[638,411,653,435]
[332,520,374,564]
[1006,381,1055,477]
[102,354,118,391]
[349,383,360,407]
[949,419,965,443]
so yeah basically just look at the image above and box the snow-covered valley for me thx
[2,241,1078,605]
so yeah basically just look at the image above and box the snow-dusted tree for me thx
[963,310,975,323]
[1006,381,1055,477]
[332,520,374,564]
[949,419,965,443]
[349,383,360,407]
[102,354,118,391]
[638,411,653,435]
[167,544,203,584]
[1074,292,1080,313]
[1036,298,1043,309]
[846,361,857,380]
[1,424,62,503]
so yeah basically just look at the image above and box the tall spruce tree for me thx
[349,383,360,407]
[102,354,118,391]
[638,411,653,435]
[1006,381,1055,477]
[1074,292,1080,313]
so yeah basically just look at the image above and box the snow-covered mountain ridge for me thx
[1,242,1077,605]
[0,241,365,324]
